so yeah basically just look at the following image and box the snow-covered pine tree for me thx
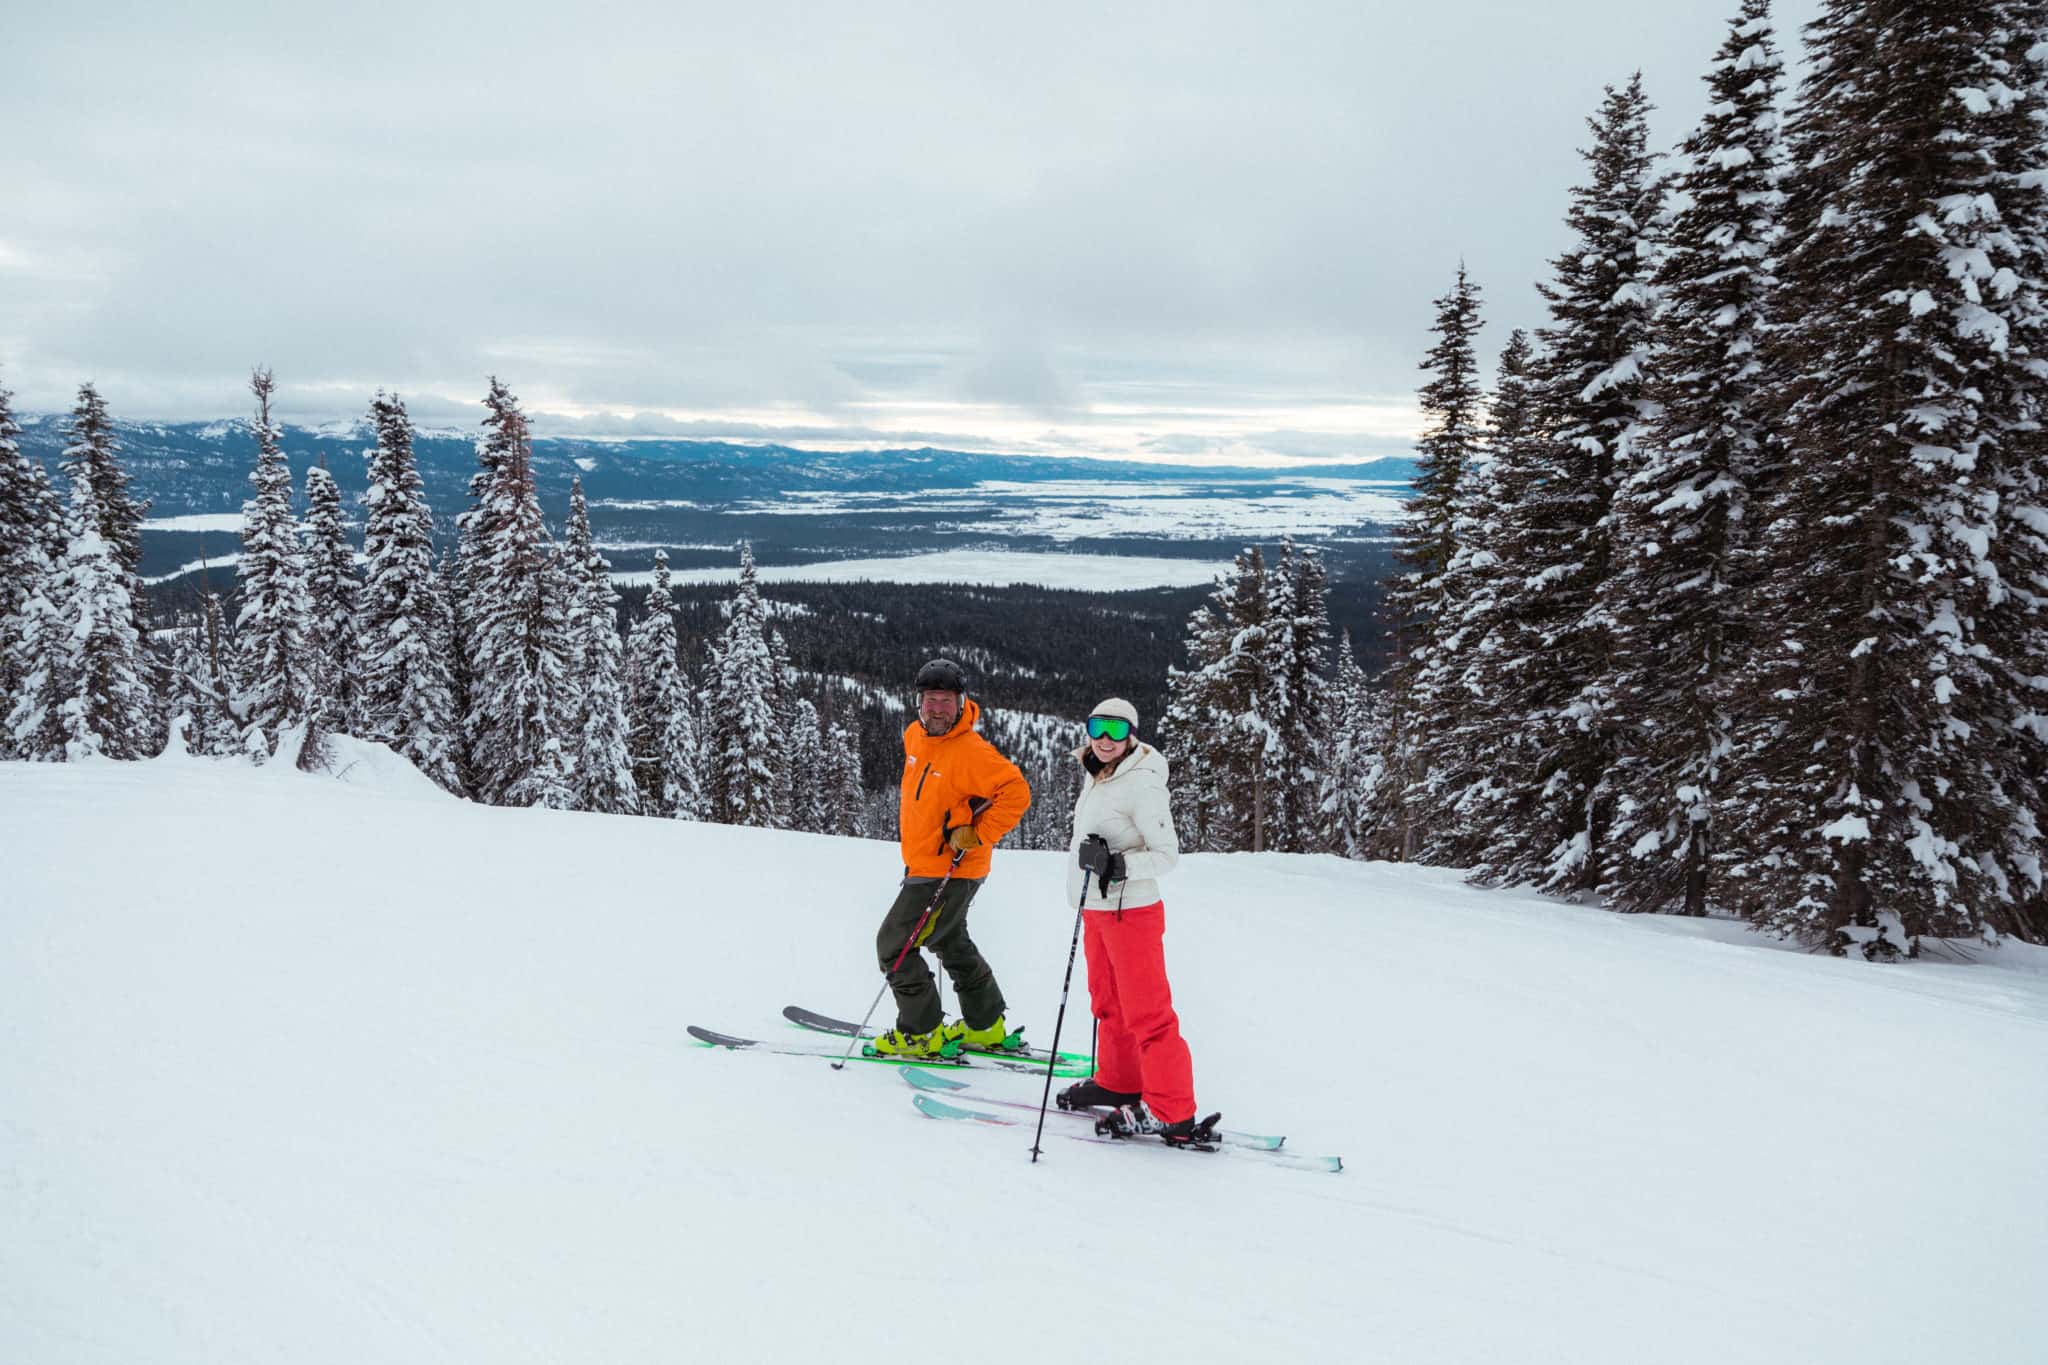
[440,548,476,795]
[624,549,703,819]
[0,377,54,750]
[235,369,319,766]
[765,626,798,830]
[822,718,866,837]
[356,392,461,792]
[196,589,241,754]
[60,382,150,608]
[786,694,826,833]
[1316,631,1387,859]
[1375,267,1488,860]
[64,382,165,746]
[1265,538,1331,853]
[1159,609,1221,852]
[563,477,638,815]
[302,462,360,739]
[1720,0,2048,953]
[1159,546,1279,851]
[713,543,780,828]
[450,378,522,793]
[1470,77,1662,897]
[6,431,156,760]
[460,383,573,808]
[165,597,239,756]
[2005,16,2048,943]
[1600,0,1786,917]
[1414,331,1541,867]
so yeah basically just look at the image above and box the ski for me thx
[897,1067,1291,1152]
[687,1025,1093,1077]
[910,1092,1344,1173]
[782,1005,1093,1069]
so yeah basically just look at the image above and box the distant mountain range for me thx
[11,415,1422,522]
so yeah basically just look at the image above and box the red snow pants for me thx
[1081,903,1195,1125]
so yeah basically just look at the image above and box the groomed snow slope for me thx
[4,755,2044,1365]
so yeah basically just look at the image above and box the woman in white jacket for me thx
[1057,698,1213,1145]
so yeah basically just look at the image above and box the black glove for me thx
[1077,836,1126,894]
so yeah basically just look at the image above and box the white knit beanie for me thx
[1090,697,1140,730]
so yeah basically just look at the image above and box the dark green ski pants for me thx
[877,875,1005,1035]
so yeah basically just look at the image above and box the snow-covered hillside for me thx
[4,755,2044,1365]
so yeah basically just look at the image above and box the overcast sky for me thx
[1,0,1823,463]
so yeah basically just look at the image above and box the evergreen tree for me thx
[822,718,866,837]
[786,694,826,833]
[234,368,319,765]
[1471,77,1662,896]
[441,548,477,796]
[1431,330,1547,867]
[1398,266,1488,607]
[765,626,798,830]
[302,462,360,738]
[713,543,780,828]
[1721,0,2048,953]
[166,598,240,756]
[1160,547,1279,851]
[1265,538,1331,853]
[357,392,461,791]
[564,477,638,814]
[625,549,704,819]
[1602,0,1787,916]
[0,378,58,751]
[61,382,150,604]
[1375,268,1488,859]
[460,382,573,808]
[6,439,155,760]
[1317,631,1386,859]
[450,378,525,793]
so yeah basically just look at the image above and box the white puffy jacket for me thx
[1064,742,1180,912]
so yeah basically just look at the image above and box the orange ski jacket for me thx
[898,697,1032,879]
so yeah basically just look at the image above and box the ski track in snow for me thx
[3,754,2045,1365]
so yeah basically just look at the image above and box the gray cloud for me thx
[0,0,1826,461]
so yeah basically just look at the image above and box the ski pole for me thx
[1031,878,1092,1162]
[830,849,965,1071]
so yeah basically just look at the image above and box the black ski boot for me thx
[1095,1102,1222,1148]
[1058,1078,1142,1111]
[1156,1112,1223,1148]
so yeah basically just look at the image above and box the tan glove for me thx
[948,825,984,852]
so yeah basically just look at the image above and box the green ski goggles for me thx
[1086,716,1132,742]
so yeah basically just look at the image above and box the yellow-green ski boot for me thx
[944,1015,1026,1053]
[869,1026,959,1059]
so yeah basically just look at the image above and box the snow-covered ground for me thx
[613,548,1229,590]
[4,755,2045,1365]
[140,514,248,533]
[738,479,1412,540]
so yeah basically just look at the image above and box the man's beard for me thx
[920,713,956,737]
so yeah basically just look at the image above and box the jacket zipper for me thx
[914,763,932,800]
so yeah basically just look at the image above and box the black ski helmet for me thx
[915,657,968,694]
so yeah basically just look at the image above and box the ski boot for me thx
[1095,1102,1223,1148]
[869,1026,959,1059]
[1057,1078,1142,1111]
[943,1014,1025,1053]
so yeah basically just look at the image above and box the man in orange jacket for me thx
[872,658,1033,1057]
